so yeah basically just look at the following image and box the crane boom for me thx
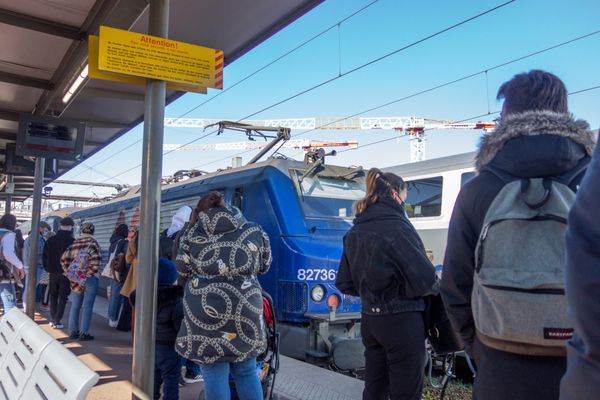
[163,116,495,162]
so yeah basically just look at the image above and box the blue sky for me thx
[54,0,600,199]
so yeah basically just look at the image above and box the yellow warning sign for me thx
[88,36,207,93]
[98,26,223,89]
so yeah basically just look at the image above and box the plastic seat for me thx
[0,320,54,400]
[20,340,99,400]
[0,309,32,368]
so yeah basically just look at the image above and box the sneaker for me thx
[49,322,55,328]
[183,373,203,383]
[53,323,64,329]
[69,331,80,339]
[79,333,95,341]
[108,319,118,328]
[178,377,186,387]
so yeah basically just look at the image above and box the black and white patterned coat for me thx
[175,206,272,364]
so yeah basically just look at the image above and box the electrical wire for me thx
[63,0,382,185]
[172,0,381,120]
[65,24,600,195]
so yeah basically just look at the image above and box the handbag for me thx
[64,244,92,286]
[423,294,463,355]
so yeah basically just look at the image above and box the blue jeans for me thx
[0,283,16,314]
[182,358,202,377]
[202,358,262,400]
[155,342,180,400]
[68,276,99,334]
[107,280,124,321]
[23,266,45,308]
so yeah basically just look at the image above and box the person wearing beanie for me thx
[131,258,183,400]
[61,221,102,341]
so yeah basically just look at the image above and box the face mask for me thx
[42,231,50,239]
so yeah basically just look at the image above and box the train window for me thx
[233,188,244,210]
[291,169,365,219]
[405,176,443,218]
[461,171,476,186]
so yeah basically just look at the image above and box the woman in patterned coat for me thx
[60,222,102,341]
[175,191,271,400]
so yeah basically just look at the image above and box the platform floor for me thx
[29,295,363,400]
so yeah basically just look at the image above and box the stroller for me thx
[230,291,280,400]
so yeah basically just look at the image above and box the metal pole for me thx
[132,0,168,398]
[4,175,13,213]
[26,158,45,318]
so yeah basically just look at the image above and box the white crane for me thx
[163,117,495,162]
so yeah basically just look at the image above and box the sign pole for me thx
[4,175,13,213]
[26,157,45,318]
[132,0,168,398]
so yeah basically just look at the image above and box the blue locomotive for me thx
[66,151,366,372]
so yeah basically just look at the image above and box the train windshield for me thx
[292,166,366,219]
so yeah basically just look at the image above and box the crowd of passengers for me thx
[0,69,599,400]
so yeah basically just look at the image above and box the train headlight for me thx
[311,285,325,302]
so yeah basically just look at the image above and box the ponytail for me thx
[354,168,407,214]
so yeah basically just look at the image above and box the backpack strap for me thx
[554,157,590,190]
[481,165,517,185]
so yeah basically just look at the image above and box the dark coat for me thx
[130,286,184,343]
[336,197,438,315]
[560,134,600,400]
[43,230,74,273]
[158,229,174,261]
[440,110,594,400]
[175,206,272,364]
[108,233,128,256]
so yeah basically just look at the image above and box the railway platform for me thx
[29,295,363,400]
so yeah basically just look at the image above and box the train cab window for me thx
[405,176,443,218]
[461,171,476,186]
[291,168,365,219]
[233,188,244,210]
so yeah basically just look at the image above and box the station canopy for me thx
[0,0,322,201]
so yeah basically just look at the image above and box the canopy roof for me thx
[0,0,322,201]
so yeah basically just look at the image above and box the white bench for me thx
[0,308,99,400]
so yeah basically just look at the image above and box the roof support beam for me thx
[0,71,54,90]
[0,109,19,121]
[0,8,85,40]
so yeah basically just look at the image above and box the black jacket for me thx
[560,134,600,400]
[440,111,595,400]
[130,285,184,343]
[43,230,75,273]
[158,229,174,261]
[440,111,594,356]
[108,233,128,256]
[336,197,439,315]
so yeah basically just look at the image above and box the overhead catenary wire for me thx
[70,23,600,194]
[65,1,381,181]
[65,1,514,195]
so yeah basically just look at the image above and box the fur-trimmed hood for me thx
[476,110,595,171]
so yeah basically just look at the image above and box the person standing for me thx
[130,258,184,400]
[336,168,439,400]
[175,192,271,400]
[43,217,75,328]
[22,221,51,313]
[0,214,25,314]
[160,205,202,385]
[61,222,102,340]
[560,134,600,399]
[440,70,595,400]
[106,224,129,328]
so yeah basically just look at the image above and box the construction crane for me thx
[163,117,495,162]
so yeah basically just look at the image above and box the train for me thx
[385,151,476,266]
[33,150,477,372]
